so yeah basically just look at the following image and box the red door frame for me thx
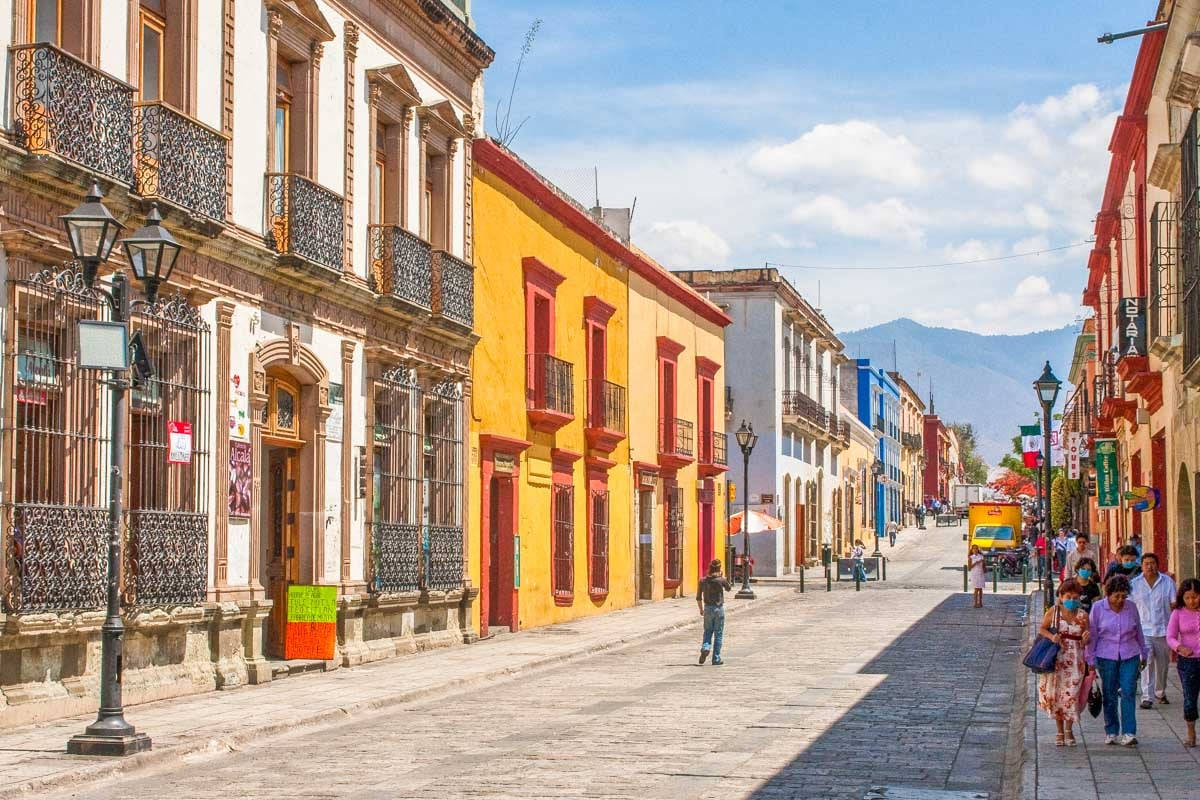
[479,433,531,637]
[1151,432,1168,571]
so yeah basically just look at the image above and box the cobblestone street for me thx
[28,525,1031,800]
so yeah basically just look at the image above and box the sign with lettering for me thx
[228,440,252,518]
[167,420,193,464]
[1094,438,1120,508]
[1066,432,1081,480]
[494,453,516,475]
[727,482,736,503]
[1119,296,1146,358]
[326,382,344,442]
[760,493,775,505]
[284,584,337,660]
[229,372,249,440]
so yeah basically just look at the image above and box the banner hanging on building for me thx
[1119,296,1147,358]
[1066,432,1081,479]
[1094,438,1120,508]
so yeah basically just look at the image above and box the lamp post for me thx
[63,185,181,757]
[871,459,885,557]
[1034,362,1062,610]
[734,420,758,600]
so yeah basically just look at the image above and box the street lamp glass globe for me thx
[120,204,181,303]
[1034,361,1061,407]
[60,183,122,283]
[735,420,757,455]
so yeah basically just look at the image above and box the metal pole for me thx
[993,562,998,593]
[827,567,832,592]
[1042,399,1054,610]
[68,271,150,756]
[735,447,755,599]
[882,556,887,581]
[963,564,968,593]
[799,565,804,593]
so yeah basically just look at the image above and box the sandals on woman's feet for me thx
[1065,734,1077,747]
[1055,734,1066,746]
[1184,738,1196,748]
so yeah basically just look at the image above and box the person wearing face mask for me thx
[1086,575,1150,746]
[1130,553,1176,709]
[1074,557,1101,612]
[1063,533,1097,581]
[1167,578,1200,747]
[1037,579,1090,746]
[1104,544,1142,584]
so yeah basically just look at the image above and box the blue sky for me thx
[471,1,1146,334]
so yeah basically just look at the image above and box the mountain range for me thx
[837,318,1079,465]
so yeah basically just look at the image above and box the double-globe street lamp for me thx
[734,420,758,600]
[1034,361,1062,610]
[62,184,182,757]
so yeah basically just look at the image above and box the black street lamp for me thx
[63,187,181,757]
[871,458,885,557]
[734,420,758,600]
[1034,361,1061,610]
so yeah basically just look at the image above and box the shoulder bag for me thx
[1022,607,1061,674]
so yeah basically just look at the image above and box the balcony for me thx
[265,172,345,277]
[9,43,133,184]
[781,390,830,439]
[901,432,923,451]
[585,379,626,454]
[873,416,886,434]
[133,102,227,225]
[527,353,574,433]
[658,418,694,470]
[369,224,433,313]
[699,430,728,478]
[432,250,474,329]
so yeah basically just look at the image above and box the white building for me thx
[677,269,848,574]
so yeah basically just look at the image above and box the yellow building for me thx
[469,140,730,634]
[839,410,879,553]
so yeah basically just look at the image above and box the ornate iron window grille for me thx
[4,266,111,613]
[370,367,423,594]
[124,295,211,608]
[659,418,694,458]
[587,379,626,432]
[528,353,574,415]
[265,173,345,273]
[133,102,227,223]
[711,431,728,466]
[552,483,575,600]
[368,224,433,310]
[432,250,474,328]
[1150,200,1180,342]
[9,43,134,184]
[424,380,464,591]
[665,486,684,585]
[1181,111,1200,372]
[589,489,609,596]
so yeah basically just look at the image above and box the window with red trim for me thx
[589,487,609,596]
[664,484,683,587]
[523,258,571,420]
[552,482,574,601]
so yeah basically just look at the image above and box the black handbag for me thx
[1088,681,1102,718]
[1022,608,1061,674]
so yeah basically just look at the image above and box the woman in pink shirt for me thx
[1167,577,1200,747]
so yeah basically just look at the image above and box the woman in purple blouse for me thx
[1086,574,1150,746]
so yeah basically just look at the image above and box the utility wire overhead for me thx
[766,240,1093,272]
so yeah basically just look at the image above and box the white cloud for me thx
[790,195,925,245]
[749,120,925,188]
[639,220,731,267]
[1012,234,1051,253]
[970,275,1076,333]
[1023,203,1052,230]
[767,233,815,249]
[942,239,1004,263]
[967,153,1035,190]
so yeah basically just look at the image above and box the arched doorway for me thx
[1178,464,1195,580]
[816,469,825,561]
[251,336,331,659]
[783,475,793,572]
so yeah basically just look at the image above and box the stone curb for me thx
[1017,590,1042,800]
[0,587,797,799]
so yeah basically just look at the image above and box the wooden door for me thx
[266,447,300,658]
[795,503,805,564]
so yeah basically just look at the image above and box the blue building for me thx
[839,359,902,537]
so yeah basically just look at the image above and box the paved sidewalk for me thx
[0,585,791,799]
[1022,596,1200,800]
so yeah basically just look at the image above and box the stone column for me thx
[212,301,234,598]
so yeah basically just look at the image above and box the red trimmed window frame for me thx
[696,356,725,478]
[657,336,691,470]
[550,448,580,605]
[663,475,684,590]
[584,296,623,453]
[586,462,610,600]
[524,256,571,433]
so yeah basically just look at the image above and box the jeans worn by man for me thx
[697,559,732,665]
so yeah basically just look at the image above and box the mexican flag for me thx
[1020,424,1042,468]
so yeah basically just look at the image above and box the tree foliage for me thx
[990,468,1035,499]
[1050,474,1071,530]
[949,422,989,484]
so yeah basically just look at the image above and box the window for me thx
[424,150,449,249]
[371,367,422,593]
[30,0,60,44]
[371,124,387,225]
[589,489,609,597]
[697,357,719,466]
[583,297,621,442]
[138,1,165,102]
[423,380,464,590]
[552,482,575,601]
[524,258,570,428]
[664,485,683,587]
[273,61,293,174]
[262,374,302,443]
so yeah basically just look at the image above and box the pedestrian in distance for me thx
[968,544,986,609]
[1052,528,1070,575]
[1073,557,1101,613]
[1063,533,1097,581]
[1130,532,1144,559]
[1037,578,1090,746]
[886,519,899,547]
[1086,574,1150,746]
[851,539,867,583]
[915,503,926,530]
[1130,553,1176,710]
[1104,544,1142,583]
[697,559,732,666]
[1167,578,1200,747]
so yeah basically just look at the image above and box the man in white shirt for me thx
[1130,552,1177,707]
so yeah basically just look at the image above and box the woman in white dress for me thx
[969,544,987,608]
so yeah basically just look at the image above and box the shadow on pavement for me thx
[744,593,1029,800]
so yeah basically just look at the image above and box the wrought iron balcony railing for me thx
[1182,111,1200,373]
[368,224,433,309]
[9,43,134,184]
[900,432,923,450]
[133,102,227,223]
[873,416,886,433]
[265,172,344,273]
[781,390,827,429]
[586,379,626,432]
[706,431,727,466]
[528,353,574,416]
[432,250,474,328]
[659,418,694,458]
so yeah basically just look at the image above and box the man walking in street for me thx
[915,503,926,530]
[1130,553,1176,708]
[886,519,899,547]
[1064,532,1097,580]
[697,559,733,666]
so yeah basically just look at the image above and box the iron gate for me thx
[370,366,423,593]
[424,379,464,591]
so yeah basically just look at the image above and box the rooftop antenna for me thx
[629,196,637,226]
[593,166,599,208]
[817,280,821,310]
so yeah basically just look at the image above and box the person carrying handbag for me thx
[1086,574,1149,746]
[1037,578,1090,746]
